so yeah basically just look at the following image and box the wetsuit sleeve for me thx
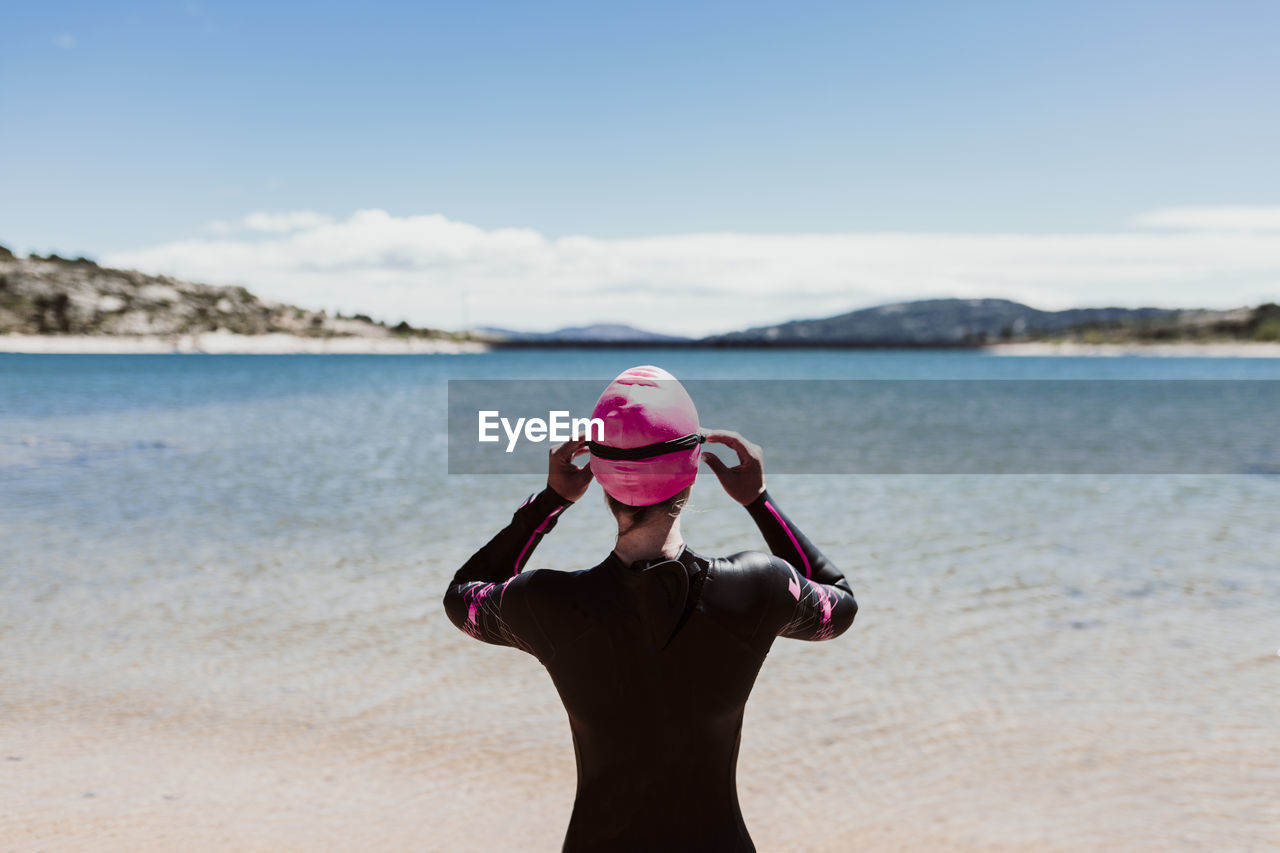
[442,486,571,653]
[744,490,857,641]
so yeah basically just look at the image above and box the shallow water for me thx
[2,350,1277,850]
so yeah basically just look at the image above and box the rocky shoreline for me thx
[0,247,472,348]
[0,331,486,354]
[5,245,1278,356]
[8,333,1280,356]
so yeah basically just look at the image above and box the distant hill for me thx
[476,323,691,343]
[0,245,458,340]
[5,243,1275,348]
[708,298,1277,345]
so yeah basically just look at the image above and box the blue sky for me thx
[3,1,1278,332]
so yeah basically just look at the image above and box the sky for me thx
[3,0,1278,334]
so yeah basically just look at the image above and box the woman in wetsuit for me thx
[443,367,857,852]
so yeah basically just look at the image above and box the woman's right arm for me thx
[703,429,857,642]
[743,489,857,641]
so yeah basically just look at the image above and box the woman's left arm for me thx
[441,440,592,649]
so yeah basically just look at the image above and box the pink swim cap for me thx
[588,365,702,507]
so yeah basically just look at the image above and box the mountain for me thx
[475,323,691,343]
[707,298,1270,345]
[6,243,1274,348]
[0,245,457,340]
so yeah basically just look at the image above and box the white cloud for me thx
[103,208,1280,336]
[1133,206,1280,233]
[52,33,76,49]
[242,211,334,233]
[207,210,334,235]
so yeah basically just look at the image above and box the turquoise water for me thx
[2,350,1278,850]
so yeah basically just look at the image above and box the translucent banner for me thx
[447,380,1280,475]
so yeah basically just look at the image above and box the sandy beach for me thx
[985,341,1280,357]
[0,332,488,355]
[5,587,1273,853]
[5,335,1280,356]
[0,714,1054,853]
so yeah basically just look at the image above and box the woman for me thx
[444,366,857,852]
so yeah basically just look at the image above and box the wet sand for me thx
[0,700,1073,852]
[5,600,1276,852]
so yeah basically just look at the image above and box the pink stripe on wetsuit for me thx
[763,499,812,579]
[513,504,564,576]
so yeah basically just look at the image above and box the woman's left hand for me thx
[548,438,594,502]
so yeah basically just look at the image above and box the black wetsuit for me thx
[443,487,857,852]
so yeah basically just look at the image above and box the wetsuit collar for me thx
[605,545,707,652]
[644,544,706,575]
[612,544,705,575]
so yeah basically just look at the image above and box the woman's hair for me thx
[606,486,692,533]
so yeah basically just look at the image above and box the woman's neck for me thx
[613,517,685,566]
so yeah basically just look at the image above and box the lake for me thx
[1,349,1277,851]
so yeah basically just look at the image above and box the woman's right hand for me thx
[701,429,766,505]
